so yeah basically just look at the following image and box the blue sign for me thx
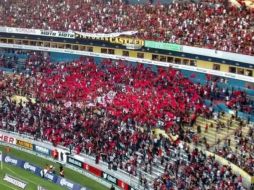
[3,155,24,167]
[33,145,51,156]
[43,172,58,183]
[56,176,80,190]
[3,154,89,190]
[22,161,41,176]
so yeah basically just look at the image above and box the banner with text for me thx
[74,31,138,38]
[3,154,89,190]
[16,139,33,150]
[145,40,182,52]
[33,145,51,156]
[3,174,27,189]
[3,155,24,167]
[0,133,16,144]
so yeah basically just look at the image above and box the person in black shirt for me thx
[110,185,115,190]
[59,165,64,177]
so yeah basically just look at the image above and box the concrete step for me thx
[190,115,241,148]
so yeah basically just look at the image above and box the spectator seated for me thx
[0,0,253,55]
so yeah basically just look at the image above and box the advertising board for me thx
[3,174,27,189]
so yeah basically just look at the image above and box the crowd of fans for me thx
[215,125,254,176]
[0,50,253,189]
[0,54,205,149]
[153,147,245,190]
[0,53,18,69]
[226,90,254,114]
[0,0,253,55]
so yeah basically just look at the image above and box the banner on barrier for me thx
[0,27,138,41]
[101,172,118,185]
[33,145,51,156]
[44,172,58,183]
[57,176,87,190]
[5,27,39,35]
[22,161,41,175]
[75,32,144,47]
[75,31,138,38]
[145,40,182,52]
[67,156,83,168]
[16,139,33,150]
[117,179,130,190]
[3,155,24,167]
[83,163,102,177]
[40,30,75,39]
[37,185,48,190]
[3,174,27,189]
[0,133,16,144]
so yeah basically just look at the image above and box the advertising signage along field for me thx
[3,155,24,167]
[83,163,102,177]
[56,176,89,190]
[33,145,51,156]
[101,172,118,185]
[0,133,16,144]
[43,172,58,183]
[67,156,83,168]
[23,161,41,176]
[3,154,89,190]
[69,156,136,190]
[37,185,48,190]
[3,174,27,189]
[16,139,33,150]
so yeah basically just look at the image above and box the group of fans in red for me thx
[0,0,253,189]
[0,50,252,189]
[0,0,253,55]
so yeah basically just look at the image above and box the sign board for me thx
[16,140,33,150]
[67,156,83,168]
[145,40,182,52]
[3,174,27,189]
[101,172,118,185]
[33,145,51,156]
[0,133,16,144]
[37,185,48,190]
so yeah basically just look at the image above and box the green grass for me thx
[0,145,108,190]
[0,163,63,190]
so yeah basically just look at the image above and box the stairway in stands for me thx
[192,115,241,149]
[219,124,251,153]
[135,146,189,188]
[132,114,243,189]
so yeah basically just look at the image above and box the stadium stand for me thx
[0,51,252,189]
[0,0,253,55]
[0,0,254,189]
